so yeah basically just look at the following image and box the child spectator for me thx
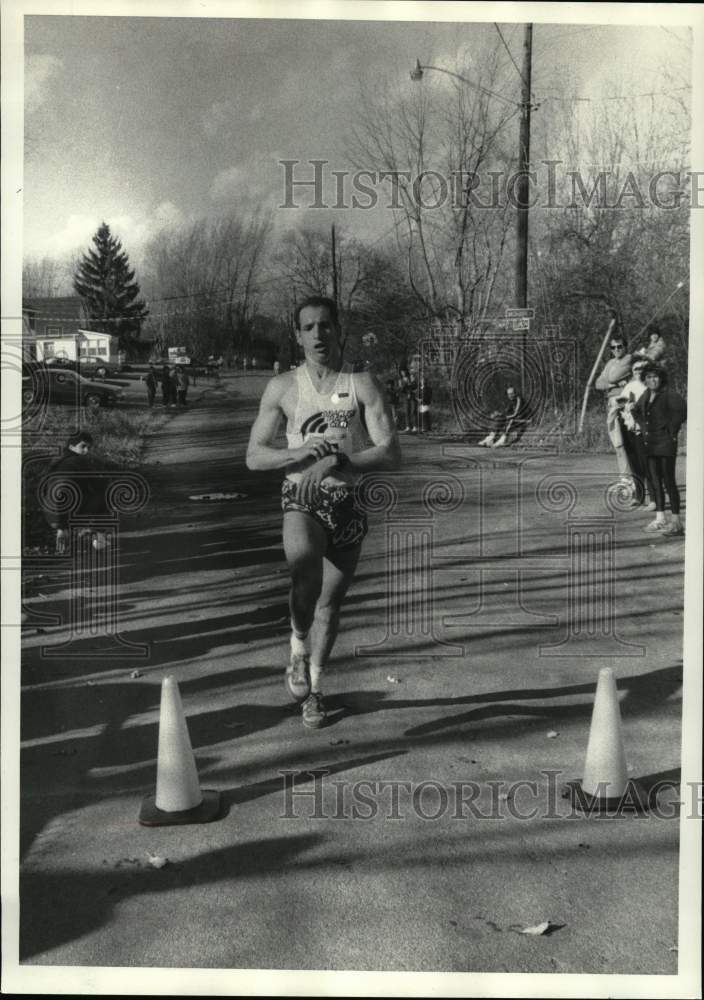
[642,328,667,365]
[44,431,115,554]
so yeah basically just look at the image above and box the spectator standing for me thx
[417,376,432,433]
[273,360,281,376]
[594,336,634,484]
[144,366,158,408]
[175,366,189,407]
[631,364,687,535]
[385,378,400,428]
[168,367,179,407]
[160,365,171,407]
[617,357,655,509]
[398,368,417,433]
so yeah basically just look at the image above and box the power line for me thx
[494,23,532,98]
[540,86,690,104]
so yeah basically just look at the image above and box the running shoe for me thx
[302,692,327,729]
[644,519,667,532]
[286,652,311,703]
[661,522,684,536]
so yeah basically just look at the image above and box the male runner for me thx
[246,296,401,728]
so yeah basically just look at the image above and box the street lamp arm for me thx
[410,61,521,108]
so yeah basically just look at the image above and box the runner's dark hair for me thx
[67,430,93,447]
[294,296,339,330]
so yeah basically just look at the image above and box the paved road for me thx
[18,372,687,975]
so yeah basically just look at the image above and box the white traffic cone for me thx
[582,667,628,801]
[566,667,647,813]
[139,676,221,826]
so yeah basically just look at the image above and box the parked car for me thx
[44,356,128,379]
[22,365,124,409]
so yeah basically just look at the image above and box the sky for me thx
[21,9,693,275]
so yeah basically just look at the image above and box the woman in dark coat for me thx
[630,364,687,535]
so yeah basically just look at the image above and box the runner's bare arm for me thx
[349,372,401,472]
[246,378,336,471]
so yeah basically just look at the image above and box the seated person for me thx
[478,386,527,447]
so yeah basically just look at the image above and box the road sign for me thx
[512,318,531,331]
[505,307,535,319]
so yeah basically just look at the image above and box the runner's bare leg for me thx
[283,511,326,642]
[309,544,361,691]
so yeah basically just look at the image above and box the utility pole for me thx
[516,23,533,392]
[331,223,339,307]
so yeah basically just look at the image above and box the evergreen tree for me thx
[73,222,149,350]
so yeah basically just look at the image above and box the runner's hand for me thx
[290,439,337,468]
[295,455,337,505]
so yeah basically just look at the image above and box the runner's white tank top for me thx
[286,363,368,486]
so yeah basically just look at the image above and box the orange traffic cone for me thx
[139,676,221,826]
[567,667,647,813]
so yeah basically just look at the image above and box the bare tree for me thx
[350,46,516,333]
[22,255,71,297]
[144,209,272,357]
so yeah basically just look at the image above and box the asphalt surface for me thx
[18,372,688,975]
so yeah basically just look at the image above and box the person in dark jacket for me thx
[630,364,687,535]
[160,365,171,406]
[144,366,158,407]
[175,366,189,406]
[398,367,417,433]
[44,431,115,553]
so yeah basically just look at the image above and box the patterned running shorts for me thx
[281,478,368,551]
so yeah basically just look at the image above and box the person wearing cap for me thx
[616,356,655,509]
[629,364,687,535]
[595,335,633,487]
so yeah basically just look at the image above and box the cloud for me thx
[25,54,63,112]
[38,202,187,266]
[203,99,238,139]
[208,165,250,202]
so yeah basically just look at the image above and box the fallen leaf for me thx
[668,946,678,953]
[386,675,402,684]
[129,670,142,679]
[329,738,349,746]
[147,854,168,869]
[546,730,559,739]
[520,921,565,936]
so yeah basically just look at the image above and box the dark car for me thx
[45,356,128,379]
[79,358,130,378]
[22,366,124,409]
